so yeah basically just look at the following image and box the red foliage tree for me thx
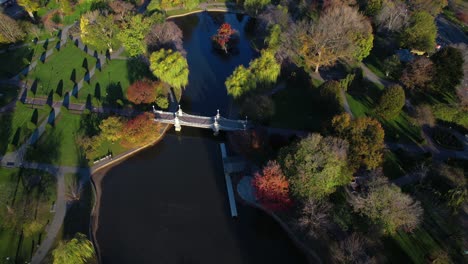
[127,79,160,105]
[212,23,236,53]
[122,112,161,147]
[252,160,292,211]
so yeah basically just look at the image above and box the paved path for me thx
[436,15,468,46]
[0,38,57,54]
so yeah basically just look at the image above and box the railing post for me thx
[213,117,219,136]
[216,109,220,120]
[178,104,183,116]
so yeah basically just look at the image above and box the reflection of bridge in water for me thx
[153,105,249,135]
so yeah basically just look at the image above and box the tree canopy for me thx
[349,173,423,234]
[331,113,385,170]
[431,46,464,93]
[99,116,124,142]
[117,14,152,57]
[375,84,405,120]
[252,160,292,211]
[80,11,119,52]
[122,113,162,147]
[52,233,95,264]
[293,4,373,72]
[17,0,40,19]
[127,79,161,105]
[149,49,189,91]
[400,11,437,52]
[0,13,25,44]
[401,57,434,90]
[279,134,351,200]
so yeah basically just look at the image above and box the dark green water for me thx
[96,12,307,264]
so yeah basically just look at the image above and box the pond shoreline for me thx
[89,123,171,263]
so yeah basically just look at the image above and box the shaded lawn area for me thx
[0,85,19,107]
[28,43,97,98]
[25,111,82,166]
[0,168,56,263]
[71,59,131,106]
[270,74,336,132]
[382,150,431,180]
[0,103,50,155]
[363,53,388,80]
[387,190,465,264]
[346,82,424,144]
[0,44,46,79]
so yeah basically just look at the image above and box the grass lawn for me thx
[28,42,97,98]
[0,85,19,107]
[363,54,388,80]
[0,103,51,155]
[346,81,424,144]
[0,44,47,79]
[0,168,56,263]
[25,111,82,166]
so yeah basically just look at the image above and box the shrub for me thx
[374,85,405,120]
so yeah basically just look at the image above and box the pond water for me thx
[95,12,307,264]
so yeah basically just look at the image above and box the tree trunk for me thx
[315,64,320,73]
[27,11,35,20]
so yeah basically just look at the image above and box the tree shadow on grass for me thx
[79,112,101,137]
[56,80,64,97]
[103,82,124,108]
[94,83,101,101]
[70,69,76,83]
[24,127,62,165]
[0,114,13,154]
[126,57,152,83]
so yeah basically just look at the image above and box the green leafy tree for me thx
[80,11,119,52]
[240,95,275,123]
[320,80,344,112]
[279,134,351,200]
[17,0,40,19]
[244,0,270,15]
[0,13,25,44]
[117,14,152,57]
[400,11,437,52]
[225,65,254,98]
[99,116,124,142]
[408,0,448,16]
[250,49,281,87]
[382,54,402,78]
[53,233,95,264]
[360,0,383,16]
[149,49,189,91]
[349,173,423,234]
[431,46,464,93]
[331,113,385,170]
[374,85,405,119]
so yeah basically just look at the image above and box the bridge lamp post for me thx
[216,109,220,120]
[178,104,183,116]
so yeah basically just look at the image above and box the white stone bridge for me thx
[153,105,249,134]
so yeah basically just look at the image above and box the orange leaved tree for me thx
[127,79,160,105]
[122,112,161,147]
[252,160,292,211]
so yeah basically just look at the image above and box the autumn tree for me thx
[109,0,135,22]
[149,49,189,90]
[146,21,184,53]
[212,23,237,53]
[413,104,435,127]
[331,233,376,263]
[117,14,152,57]
[127,79,161,104]
[17,0,40,19]
[401,57,434,90]
[331,113,385,170]
[349,172,423,234]
[400,11,437,52]
[99,116,124,142]
[52,233,95,264]
[122,112,162,147]
[279,134,351,200]
[431,46,464,93]
[252,160,292,211]
[293,4,373,73]
[374,84,405,119]
[376,0,409,33]
[80,11,119,52]
[0,13,25,44]
[297,198,332,237]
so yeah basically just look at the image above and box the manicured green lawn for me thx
[0,85,19,107]
[346,81,424,144]
[0,103,50,155]
[0,168,56,263]
[71,59,139,106]
[363,54,387,80]
[28,43,96,98]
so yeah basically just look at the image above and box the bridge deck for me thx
[154,110,247,131]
